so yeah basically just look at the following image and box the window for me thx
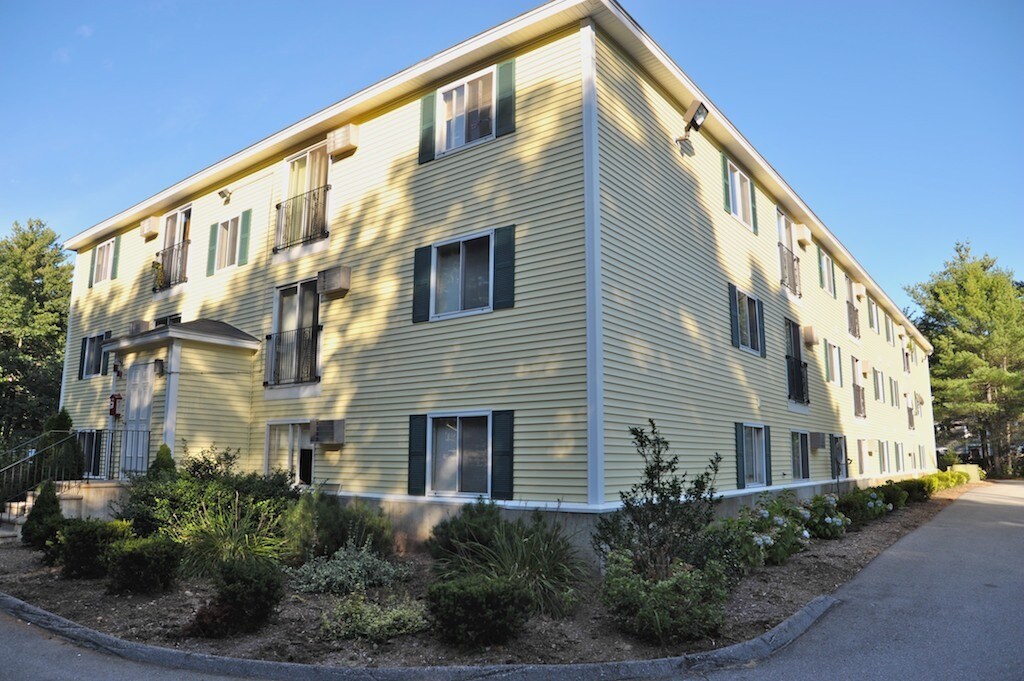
[777,212,800,295]
[856,439,867,476]
[785,318,808,404]
[153,314,182,328]
[156,205,191,291]
[430,413,489,495]
[873,368,885,402]
[918,444,926,470]
[824,340,842,385]
[93,238,116,284]
[884,314,896,346]
[852,355,866,417]
[78,430,103,477]
[268,423,313,486]
[845,275,860,338]
[832,435,848,478]
[867,297,880,333]
[726,159,754,227]
[903,347,912,373]
[79,334,106,378]
[740,424,767,487]
[818,248,836,297]
[215,215,241,270]
[437,67,495,154]
[432,232,492,318]
[265,280,320,386]
[890,377,900,407]
[277,144,330,251]
[915,393,924,417]
[879,439,890,473]
[791,431,810,480]
[735,288,761,353]
[894,442,904,473]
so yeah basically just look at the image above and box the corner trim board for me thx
[162,340,181,451]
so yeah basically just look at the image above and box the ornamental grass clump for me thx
[172,492,284,578]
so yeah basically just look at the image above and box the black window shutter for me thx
[495,59,516,138]
[100,331,111,375]
[492,225,515,310]
[728,283,740,347]
[757,299,766,358]
[78,338,87,380]
[418,93,436,164]
[734,422,746,489]
[763,425,772,486]
[801,437,810,480]
[491,410,514,500]
[412,246,432,323]
[408,415,427,496]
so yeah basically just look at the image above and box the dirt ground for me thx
[0,483,982,668]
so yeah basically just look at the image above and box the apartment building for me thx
[59,0,936,521]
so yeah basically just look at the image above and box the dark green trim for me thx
[418,93,436,164]
[491,410,514,500]
[728,283,740,348]
[88,249,95,289]
[492,225,515,310]
[111,236,121,280]
[763,425,772,486]
[206,223,218,277]
[238,209,251,266]
[408,415,427,496]
[735,422,746,489]
[412,246,431,323]
[495,59,516,138]
[721,152,731,213]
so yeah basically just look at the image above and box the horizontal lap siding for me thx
[595,33,936,499]
[175,345,254,466]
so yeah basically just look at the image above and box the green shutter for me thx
[238,209,252,266]
[829,435,838,478]
[757,299,766,358]
[837,347,843,386]
[721,153,731,213]
[408,415,427,496]
[734,423,746,489]
[728,284,740,347]
[495,59,516,138]
[750,181,758,234]
[492,225,515,310]
[412,246,431,323]
[491,410,514,500]
[206,223,218,277]
[88,248,96,288]
[78,338,87,379]
[100,331,111,375]
[418,93,436,164]
[824,339,831,382]
[763,425,772,486]
[111,235,121,279]
[817,244,824,288]
[868,299,875,329]
[830,261,837,299]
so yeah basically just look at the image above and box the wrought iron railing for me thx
[854,384,867,418]
[778,242,801,297]
[274,184,330,252]
[847,301,861,338]
[153,241,190,291]
[0,431,81,507]
[264,325,321,386]
[786,354,809,404]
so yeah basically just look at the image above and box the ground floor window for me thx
[857,438,867,476]
[77,430,103,477]
[832,435,848,478]
[739,423,767,487]
[791,431,810,479]
[267,422,313,486]
[879,440,890,474]
[429,413,489,495]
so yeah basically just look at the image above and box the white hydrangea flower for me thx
[824,516,833,525]
[887,503,894,511]
[759,509,770,519]
[802,529,810,539]
[774,516,785,526]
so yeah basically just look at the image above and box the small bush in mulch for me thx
[425,498,505,560]
[287,540,408,595]
[54,519,134,579]
[322,592,428,642]
[427,573,532,646]
[188,558,285,638]
[21,480,64,550]
[837,489,889,531]
[282,493,395,563]
[803,494,850,539]
[896,478,931,503]
[106,536,182,594]
[147,443,176,479]
[877,482,909,510]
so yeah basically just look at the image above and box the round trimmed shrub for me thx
[189,558,285,637]
[21,480,64,550]
[107,536,182,593]
[877,483,909,510]
[427,573,532,646]
[55,519,134,579]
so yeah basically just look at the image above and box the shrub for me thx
[426,498,504,560]
[288,541,408,595]
[730,492,808,566]
[937,450,959,471]
[22,480,63,550]
[877,483,909,510]
[107,536,181,593]
[694,521,754,586]
[322,593,428,642]
[427,573,532,646]
[182,443,239,479]
[592,421,721,580]
[283,493,394,563]
[803,494,849,539]
[895,478,931,503]
[436,512,586,617]
[189,558,284,637]
[147,444,177,478]
[837,489,888,531]
[55,519,134,579]
[172,493,284,577]
[600,551,728,644]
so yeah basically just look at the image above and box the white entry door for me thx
[122,363,154,475]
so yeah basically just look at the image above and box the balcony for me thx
[786,354,809,404]
[907,406,916,430]
[847,301,861,338]
[778,242,801,297]
[152,241,189,292]
[264,325,321,386]
[274,184,330,252]
[854,384,867,418]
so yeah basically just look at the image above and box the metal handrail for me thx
[778,242,801,297]
[847,301,861,338]
[786,354,810,404]
[0,431,76,474]
[153,240,190,291]
[274,184,330,252]
[264,325,322,386]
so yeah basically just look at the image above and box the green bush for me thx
[21,480,63,550]
[427,573,532,646]
[693,521,754,586]
[895,479,931,503]
[172,493,284,578]
[107,536,181,593]
[435,512,586,617]
[288,541,408,595]
[282,493,394,563]
[937,450,959,471]
[600,550,728,644]
[729,492,808,566]
[147,444,176,479]
[322,593,428,642]
[877,483,909,510]
[803,494,850,539]
[837,489,888,531]
[55,519,134,579]
[189,558,284,637]
[426,498,504,560]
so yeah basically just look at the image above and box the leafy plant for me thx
[895,478,931,503]
[21,480,63,550]
[181,442,239,479]
[106,536,181,593]
[282,493,394,563]
[287,541,408,595]
[730,492,808,566]
[427,573,532,646]
[802,494,849,539]
[54,519,134,579]
[322,593,428,642]
[147,443,176,479]
[877,482,909,510]
[837,489,888,531]
[426,498,504,559]
[188,558,284,637]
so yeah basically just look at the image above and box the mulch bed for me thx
[0,483,983,668]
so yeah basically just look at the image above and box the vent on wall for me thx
[317,266,351,299]
[310,419,345,445]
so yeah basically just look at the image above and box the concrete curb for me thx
[0,591,838,680]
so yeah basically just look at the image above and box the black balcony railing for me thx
[847,301,861,338]
[786,354,809,404]
[153,241,189,291]
[264,325,321,386]
[778,242,801,297]
[275,184,330,252]
[854,384,867,418]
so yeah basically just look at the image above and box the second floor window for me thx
[873,368,886,402]
[438,67,495,154]
[890,377,900,407]
[725,159,754,228]
[824,340,842,386]
[818,247,836,297]
[433,232,492,318]
[215,216,240,270]
[265,280,320,386]
[79,334,107,378]
[93,238,116,285]
[277,144,330,251]
[867,297,880,333]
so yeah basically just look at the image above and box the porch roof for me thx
[102,319,261,353]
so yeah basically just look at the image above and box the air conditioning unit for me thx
[317,265,351,299]
[802,324,819,347]
[853,282,867,300]
[897,324,907,338]
[810,432,827,450]
[128,319,150,336]
[794,223,813,248]
[327,124,359,157]
[310,419,345,445]
[140,217,159,239]
[860,359,872,377]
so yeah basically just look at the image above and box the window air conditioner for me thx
[140,217,159,239]
[327,124,359,157]
[128,319,150,336]
[310,419,345,445]
[317,266,351,299]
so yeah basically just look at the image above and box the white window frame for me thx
[426,410,492,498]
[856,438,867,476]
[890,378,900,407]
[435,65,498,157]
[825,340,842,385]
[884,314,896,346]
[819,249,836,296]
[791,430,810,480]
[894,442,904,472]
[741,423,767,488]
[161,204,192,248]
[726,160,754,228]
[879,440,890,473]
[214,213,242,272]
[734,287,761,354]
[874,368,886,402]
[263,421,314,486]
[268,278,322,386]
[93,237,116,285]
[429,228,495,321]
[868,298,880,333]
[81,334,105,378]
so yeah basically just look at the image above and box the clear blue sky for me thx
[1,0,1021,312]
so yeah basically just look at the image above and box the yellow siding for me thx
[175,345,254,464]
[594,32,936,498]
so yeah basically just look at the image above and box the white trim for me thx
[434,64,498,157]
[91,237,116,286]
[428,228,496,321]
[786,401,810,415]
[581,18,604,507]
[102,326,260,352]
[426,410,493,498]
[789,429,811,481]
[161,340,181,451]
[264,383,322,401]
[725,159,754,229]
[740,421,768,488]
[732,285,762,355]
[271,233,331,265]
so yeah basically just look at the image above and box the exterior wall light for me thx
[217,188,232,201]
[676,100,709,143]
